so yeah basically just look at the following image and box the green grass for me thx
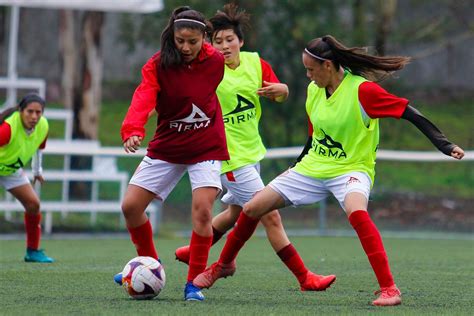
[1,236,473,315]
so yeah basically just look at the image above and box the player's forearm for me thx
[32,150,43,176]
[401,105,456,155]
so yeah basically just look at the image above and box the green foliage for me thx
[1,237,473,314]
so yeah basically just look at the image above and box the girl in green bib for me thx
[176,4,336,292]
[0,94,54,263]
[197,35,465,306]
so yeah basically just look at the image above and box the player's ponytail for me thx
[304,35,411,81]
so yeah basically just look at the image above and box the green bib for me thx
[0,111,49,176]
[218,52,266,173]
[293,72,379,184]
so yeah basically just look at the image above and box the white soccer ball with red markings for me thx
[121,256,166,299]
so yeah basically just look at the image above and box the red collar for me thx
[194,42,215,64]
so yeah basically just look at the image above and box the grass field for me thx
[1,236,473,315]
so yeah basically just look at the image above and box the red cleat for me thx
[300,271,336,291]
[175,245,190,265]
[193,261,236,289]
[372,285,402,306]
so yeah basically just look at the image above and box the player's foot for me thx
[24,248,54,263]
[175,245,190,265]
[300,271,336,291]
[184,282,205,301]
[372,284,402,306]
[193,260,236,289]
[113,273,123,285]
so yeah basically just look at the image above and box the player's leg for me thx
[117,157,187,282]
[184,160,222,301]
[193,186,284,289]
[194,168,330,289]
[175,204,240,264]
[260,210,336,291]
[331,172,401,306]
[9,178,54,263]
[121,184,158,258]
[122,157,186,263]
[114,183,158,285]
[177,165,261,265]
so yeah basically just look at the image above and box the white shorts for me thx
[0,168,30,190]
[221,163,265,207]
[268,170,371,210]
[129,156,222,201]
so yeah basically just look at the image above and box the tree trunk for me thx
[353,0,367,44]
[58,10,77,110]
[375,0,397,55]
[73,11,104,140]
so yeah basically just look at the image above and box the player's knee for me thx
[261,211,282,229]
[121,200,138,220]
[193,203,213,225]
[242,201,259,219]
[24,199,40,213]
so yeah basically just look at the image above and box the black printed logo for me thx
[223,94,256,125]
[0,158,24,173]
[313,129,347,159]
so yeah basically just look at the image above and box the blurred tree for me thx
[353,0,368,44]
[58,11,104,199]
[58,10,104,140]
[375,0,397,55]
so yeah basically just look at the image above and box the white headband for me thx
[174,18,206,27]
[304,48,329,61]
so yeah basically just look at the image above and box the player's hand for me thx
[124,136,143,153]
[257,81,289,101]
[451,146,465,160]
[33,175,44,185]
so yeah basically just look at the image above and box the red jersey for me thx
[121,43,229,164]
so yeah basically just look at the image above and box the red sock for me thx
[218,212,260,264]
[187,231,213,282]
[211,226,225,245]
[128,220,158,260]
[277,243,309,284]
[24,212,41,250]
[349,210,394,288]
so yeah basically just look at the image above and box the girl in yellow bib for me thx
[197,35,465,306]
[0,94,54,263]
[176,4,335,292]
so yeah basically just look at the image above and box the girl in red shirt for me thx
[115,6,228,301]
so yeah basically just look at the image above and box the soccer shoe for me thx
[193,260,236,289]
[372,285,402,306]
[300,271,337,291]
[113,273,123,285]
[24,248,55,263]
[175,245,190,265]
[184,282,205,301]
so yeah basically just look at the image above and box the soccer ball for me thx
[120,256,166,300]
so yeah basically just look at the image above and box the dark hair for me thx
[0,93,46,124]
[210,3,250,42]
[305,35,411,81]
[159,6,210,68]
